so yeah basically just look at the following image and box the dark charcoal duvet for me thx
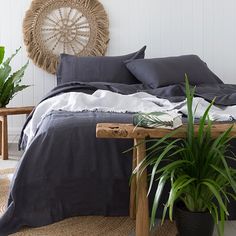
[1,82,236,235]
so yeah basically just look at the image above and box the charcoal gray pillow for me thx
[125,55,223,88]
[57,46,146,85]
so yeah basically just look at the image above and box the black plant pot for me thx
[175,203,214,236]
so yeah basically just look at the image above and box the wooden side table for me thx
[96,123,236,236]
[0,106,34,160]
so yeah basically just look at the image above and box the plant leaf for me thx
[0,46,4,64]
[0,64,11,84]
[3,47,21,66]
[150,175,167,228]
[7,61,29,85]
[202,180,229,215]
[13,85,30,94]
[147,139,180,195]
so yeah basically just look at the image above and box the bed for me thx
[1,50,236,235]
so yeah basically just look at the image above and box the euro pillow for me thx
[125,55,223,88]
[57,46,146,85]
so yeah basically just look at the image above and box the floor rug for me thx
[0,168,177,236]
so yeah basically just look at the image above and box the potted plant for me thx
[133,76,236,236]
[0,46,29,108]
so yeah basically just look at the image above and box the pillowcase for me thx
[125,55,223,88]
[57,46,147,85]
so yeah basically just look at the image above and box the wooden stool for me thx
[0,106,34,160]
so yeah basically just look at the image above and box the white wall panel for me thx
[0,0,236,137]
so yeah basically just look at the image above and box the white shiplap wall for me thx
[0,0,236,139]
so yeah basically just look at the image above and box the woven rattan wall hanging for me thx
[23,0,109,74]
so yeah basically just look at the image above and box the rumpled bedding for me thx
[1,81,236,236]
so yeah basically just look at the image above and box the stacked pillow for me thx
[125,55,223,88]
[57,46,146,85]
[57,49,223,87]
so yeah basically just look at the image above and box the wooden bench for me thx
[0,106,34,160]
[96,122,236,236]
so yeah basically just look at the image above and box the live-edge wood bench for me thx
[0,106,34,160]
[96,122,236,236]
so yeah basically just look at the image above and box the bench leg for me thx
[0,115,8,160]
[130,139,137,219]
[135,138,149,236]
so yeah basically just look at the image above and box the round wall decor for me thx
[23,0,109,74]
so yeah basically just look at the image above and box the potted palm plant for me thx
[0,46,29,107]
[133,76,236,236]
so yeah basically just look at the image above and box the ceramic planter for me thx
[175,203,214,236]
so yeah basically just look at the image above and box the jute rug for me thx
[0,169,177,236]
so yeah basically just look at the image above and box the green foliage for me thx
[133,112,175,128]
[132,75,236,236]
[0,46,29,107]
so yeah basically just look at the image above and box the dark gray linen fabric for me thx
[57,46,146,85]
[1,82,236,235]
[126,55,223,88]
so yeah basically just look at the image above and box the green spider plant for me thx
[132,75,236,236]
[0,46,29,107]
